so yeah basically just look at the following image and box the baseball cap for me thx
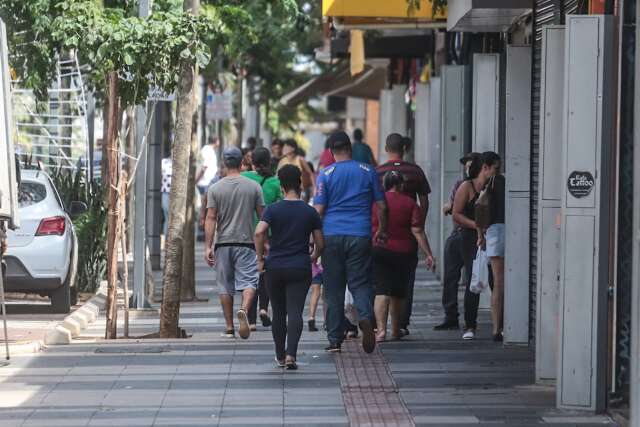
[460,152,481,164]
[327,131,351,150]
[223,146,243,162]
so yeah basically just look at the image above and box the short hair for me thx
[385,133,404,154]
[297,147,307,158]
[482,151,501,167]
[224,156,242,169]
[271,138,283,147]
[283,139,298,150]
[208,135,219,145]
[401,136,412,151]
[353,128,364,141]
[246,137,257,150]
[278,164,302,194]
[327,131,351,153]
[252,147,271,167]
[383,170,404,191]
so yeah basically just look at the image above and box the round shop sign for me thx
[567,171,595,198]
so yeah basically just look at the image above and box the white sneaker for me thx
[462,329,475,340]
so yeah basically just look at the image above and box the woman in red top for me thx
[372,171,435,342]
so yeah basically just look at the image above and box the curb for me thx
[0,339,43,357]
[44,281,108,345]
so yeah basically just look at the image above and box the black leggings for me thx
[265,268,311,360]
[248,274,269,324]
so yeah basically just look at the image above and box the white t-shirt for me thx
[161,158,172,193]
[197,144,218,187]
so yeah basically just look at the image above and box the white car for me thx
[4,169,84,313]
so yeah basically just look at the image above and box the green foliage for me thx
[49,168,106,293]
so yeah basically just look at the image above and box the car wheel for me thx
[51,280,71,314]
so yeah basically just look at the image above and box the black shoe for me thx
[359,319,376,354]
[259,311,272,327]
[325,343,342,353]
[308,319,318,332]
[433,320,460,331]
[493,332,504,342]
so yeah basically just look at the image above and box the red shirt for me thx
[372,191,423,254]
[319,149,336,169]
[376,160,431,200]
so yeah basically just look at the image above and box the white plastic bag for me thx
[344,289,358,324]
[470,248,490,294]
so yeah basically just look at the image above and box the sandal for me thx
[376,332,386,343]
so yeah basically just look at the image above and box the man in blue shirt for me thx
[314,131,388,354]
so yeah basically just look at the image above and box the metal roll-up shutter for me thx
[529,0,578,343]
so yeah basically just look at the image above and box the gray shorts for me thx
[215,246,259,295]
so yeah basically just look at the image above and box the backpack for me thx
[474,176,494,230]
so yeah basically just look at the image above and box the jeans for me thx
[322,235,374,345]
[442,229,481,329]
[265,268,311,359]
[248,274,270,324]
[161,192,170,236]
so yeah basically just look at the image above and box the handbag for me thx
[470,248,490,294]
[474,176,494,230]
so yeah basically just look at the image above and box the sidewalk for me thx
[0,248,617,426]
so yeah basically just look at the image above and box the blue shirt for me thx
[314,160,385,237]
[261,200,322,270]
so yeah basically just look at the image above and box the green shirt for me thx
[241,171,282,225]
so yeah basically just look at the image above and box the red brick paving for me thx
[335,339,415,427]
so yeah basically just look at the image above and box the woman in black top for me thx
[450,156,491,340]
[477,152,505,342]
[254,165,324,370]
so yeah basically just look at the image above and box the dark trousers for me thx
[322,236,374,346]
[442,229,481,329]
[400,253,419,329]
[248,274,269,324]
[265,268,311,359]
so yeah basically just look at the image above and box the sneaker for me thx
[399,328,410,337]
[359,319,376,354]
[221,329,235,338]
[346,330,358,339]
[434,320,460,331]
[493,332,504,342]
[462,329,475,340]
[308,319,318,332]
[285,358,298,370]
[325,343,342,353]
[259,310,272,327]
[237,309,251,339]
[275,357,286,368]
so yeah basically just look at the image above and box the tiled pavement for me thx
[0,247,618,426]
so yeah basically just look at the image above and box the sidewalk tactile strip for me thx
[335,340,415,427]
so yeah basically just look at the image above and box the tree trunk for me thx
[180,111,198,301]
[159,0,200,337]
[104,72,120,340]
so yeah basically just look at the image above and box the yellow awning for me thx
[323,0,446,19]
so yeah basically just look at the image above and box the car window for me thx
[18,182,47,207]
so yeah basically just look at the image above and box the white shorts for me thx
[486,224,505,258]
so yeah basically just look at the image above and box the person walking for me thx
[254,165,324,369]
[204,147,265,339]
[476,152,505,342]
[196,136,219,196]
[243,147,283,330]
[373,171,435,342]
[278,139,316,198]
[436,155,491,340]
[351,128,377,166]
[376,134,431,336]
[314,131,388,354]
[307,259,323,332]
[270,139,283,174]
[160,155,172,237]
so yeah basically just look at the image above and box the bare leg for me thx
[390,297,404,338]
[219,294,234,331]
[490,256,505,335]
[374,295,389,341]
[309,284,321,320]
[241,288,257,314]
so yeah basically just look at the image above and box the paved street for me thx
[0,249,617,426]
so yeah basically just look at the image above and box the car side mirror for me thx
[68,201,88,219]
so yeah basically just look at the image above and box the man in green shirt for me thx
[243,147,282,329]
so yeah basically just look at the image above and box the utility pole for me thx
[132,0,153,309]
